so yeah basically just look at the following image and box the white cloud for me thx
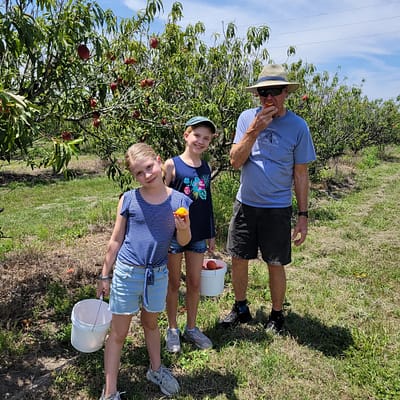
[119,0,400,99]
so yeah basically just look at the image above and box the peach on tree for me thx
[132,110,141,119]
[77,44,90,60]
[124,57,137,65]
[89,98,97,108]
[61,131,72,141]
[150,37,159,49]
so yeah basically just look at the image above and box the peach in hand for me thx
[174,207,189,218]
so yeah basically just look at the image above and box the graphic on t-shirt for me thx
[183,175,209,200]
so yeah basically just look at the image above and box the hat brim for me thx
[245,81,299,94]
[186,120,216,134]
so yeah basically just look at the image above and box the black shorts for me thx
[226,200,292,266]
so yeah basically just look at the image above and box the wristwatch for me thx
[298,211,309,218]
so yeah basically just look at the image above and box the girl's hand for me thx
[174,212,190,231]
[96,278,111,298]
[207,237,216,253]
[174,212,192,246]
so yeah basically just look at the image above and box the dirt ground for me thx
[0,160,114,399]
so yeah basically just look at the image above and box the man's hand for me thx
[292,217,308,246]
[247,105,277,137]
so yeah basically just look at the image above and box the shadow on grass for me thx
[208,308,354,359]
[116,365,240,400]
[284,311,354,357]
[207,310,275,352]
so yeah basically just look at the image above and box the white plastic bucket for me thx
[200,259,227,296]
[71,298,112,353]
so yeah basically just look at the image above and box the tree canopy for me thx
[1,0,399,185]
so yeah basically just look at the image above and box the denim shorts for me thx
[168,237,207,254]
[227,200,292,266]
[109,259,168,314]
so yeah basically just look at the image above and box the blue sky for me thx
[97,0,400,101]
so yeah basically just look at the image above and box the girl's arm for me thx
[97,196,127,297]
[163,158,175,186]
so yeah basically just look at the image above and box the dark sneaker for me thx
[265,313,285,334]
[219,303,252,328]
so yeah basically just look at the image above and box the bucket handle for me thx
[91,294,104,331]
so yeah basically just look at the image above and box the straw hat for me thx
[246,64,299,94]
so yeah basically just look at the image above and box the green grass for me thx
[0,172,120,255]
[1,147,399,399]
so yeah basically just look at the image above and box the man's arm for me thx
[292,163,310,246]
[293,163,309,212]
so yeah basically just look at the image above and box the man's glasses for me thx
[257,86,286,97]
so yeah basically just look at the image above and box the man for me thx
[220,64,316,333]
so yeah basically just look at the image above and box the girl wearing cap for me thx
[163,116,217,352]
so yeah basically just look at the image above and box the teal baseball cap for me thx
[185,116,216,133]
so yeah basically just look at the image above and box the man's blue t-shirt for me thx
[234,107,316,208]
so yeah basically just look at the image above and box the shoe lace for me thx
[189,327,201,337]
[159,366,174,381]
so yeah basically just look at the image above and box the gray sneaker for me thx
[146,365,180,396]
[99,388,122,400]
[165,328,181,353]
[183,327,213,350]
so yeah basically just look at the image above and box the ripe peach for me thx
[124,57,136,65]
[89,97,97,108]
[174,207,188,218]
[61,131,72,141]
[77,44,90,60]
[150,37,159,49]
[206,260,218,270]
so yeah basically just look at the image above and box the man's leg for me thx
[268,263,286,311]
[220,257,252,327]
[266,264,286,333]
[231,256,249,301]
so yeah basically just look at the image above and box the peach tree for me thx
[1,0,398,185]
[286,60,400,176]
[0,0,270,183]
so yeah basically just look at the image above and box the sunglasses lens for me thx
[257,87,284,97]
